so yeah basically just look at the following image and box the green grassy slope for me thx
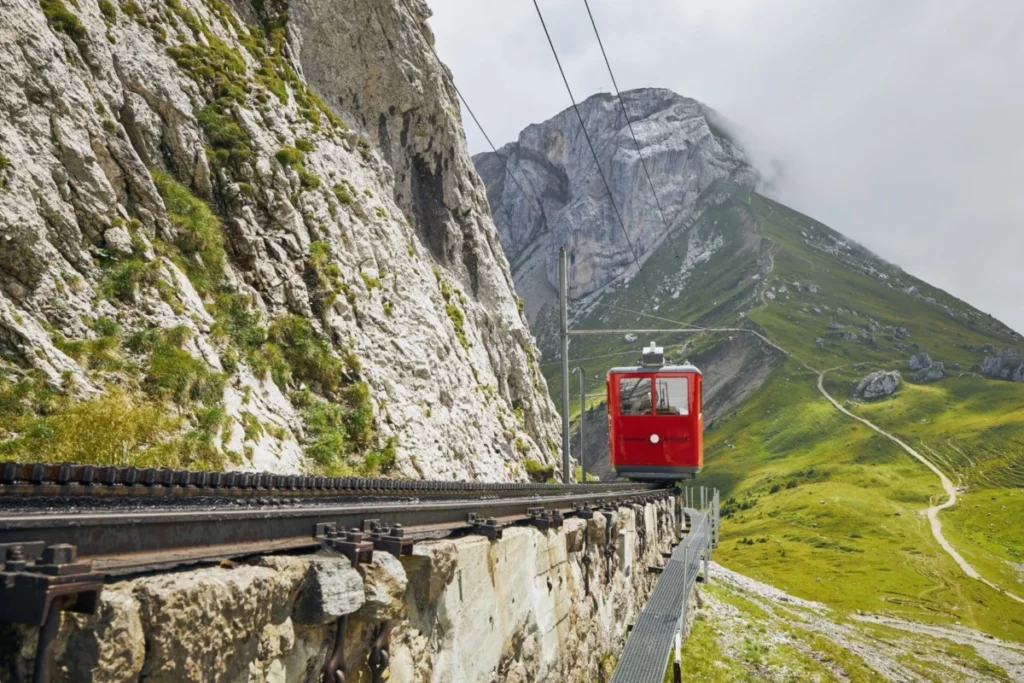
[543,181,1016,408]
[699,188,1024,640]
[537,181,1024,640]
[702,362,1024,642]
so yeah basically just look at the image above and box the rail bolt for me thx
[5,546,27,572]
[40,544,76,566]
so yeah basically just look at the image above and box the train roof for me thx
[608,363,702,375]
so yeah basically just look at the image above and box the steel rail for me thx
[0,486,666,569]
[0,461,645,503]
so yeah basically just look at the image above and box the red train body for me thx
[607,345,703,481]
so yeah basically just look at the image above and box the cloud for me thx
[427,0,1024,334]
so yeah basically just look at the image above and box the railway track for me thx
[0,461,672,631]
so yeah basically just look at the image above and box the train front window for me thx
[655,377,689,416]
[619,377,652,415]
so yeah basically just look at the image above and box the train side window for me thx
[655,377,690,416]
[619,377,652,415]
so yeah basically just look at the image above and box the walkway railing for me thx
[611,486,720,683]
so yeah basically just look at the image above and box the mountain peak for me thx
[474,88,757,321]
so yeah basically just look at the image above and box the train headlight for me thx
[650,434,660,444]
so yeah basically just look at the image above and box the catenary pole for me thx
[559,248,571,484]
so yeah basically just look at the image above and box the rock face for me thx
[0,499,678,683]
[474,88,757,320]
[0,0,559,478]
[854,371,901,399]
[980,349,1024,382]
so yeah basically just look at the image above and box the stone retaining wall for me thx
[1,498,678,683]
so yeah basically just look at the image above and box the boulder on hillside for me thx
[980,349,1024,382]
[907,353,945,382]
[854,370,901,400]
[908,353,932,371]
[914,362,946,382]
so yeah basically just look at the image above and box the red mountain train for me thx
[607,344,703,480]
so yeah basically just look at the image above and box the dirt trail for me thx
[816,371,1024,605]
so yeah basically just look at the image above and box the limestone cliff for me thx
[474,88,757,321]
[0,0,559,479]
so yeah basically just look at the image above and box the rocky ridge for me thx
[0,0,559,479]
[474,88,757,322]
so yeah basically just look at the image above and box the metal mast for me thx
[559,248,571,483]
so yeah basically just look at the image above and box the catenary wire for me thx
[531,0,652,300]
[581,0,682,260]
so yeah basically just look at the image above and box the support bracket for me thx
[526,507,563,531]
[315,524,374,565]
[368,621,393,683]
[573,503,595,520]
[365,521,415,557]
[0,542,104,626]
[467,513,503,540]
[0,542,104,683]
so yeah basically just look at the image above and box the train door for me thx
[613,373,668,466]
[649,373,695,465]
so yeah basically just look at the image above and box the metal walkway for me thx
[611,489,719,683]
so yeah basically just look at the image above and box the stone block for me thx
[359,552,409,621]
[295,556,365,624]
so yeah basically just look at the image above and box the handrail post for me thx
[574,365,586,483]
[682,544,689,622]
[673,633,682,683]
[714,489,720,548]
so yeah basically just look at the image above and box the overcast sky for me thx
[428,0,1024,334]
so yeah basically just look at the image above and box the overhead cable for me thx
[531,0,652,299]
[581,0,682,260]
